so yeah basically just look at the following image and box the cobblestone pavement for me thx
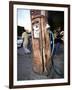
[17,44,64,80]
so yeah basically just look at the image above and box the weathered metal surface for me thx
[31,10,52,74]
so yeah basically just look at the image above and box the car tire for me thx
[21,43,23,47]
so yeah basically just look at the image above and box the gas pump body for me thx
[31,13,52,75]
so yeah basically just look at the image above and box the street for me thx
[17,44,64,81]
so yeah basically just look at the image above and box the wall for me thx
[0,0,72,90]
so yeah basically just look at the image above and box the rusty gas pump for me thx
[31,10,52,74]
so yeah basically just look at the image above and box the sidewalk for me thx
[17,43,64,80]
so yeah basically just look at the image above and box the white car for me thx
[17,36,23,48]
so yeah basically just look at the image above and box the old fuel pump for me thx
[31,10,52,75]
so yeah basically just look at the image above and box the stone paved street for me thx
[17,44,64,80]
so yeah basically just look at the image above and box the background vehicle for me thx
[17,36,23,48]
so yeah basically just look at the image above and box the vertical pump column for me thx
[31,10,52,74]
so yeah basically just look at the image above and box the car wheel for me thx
[21,43,23,47]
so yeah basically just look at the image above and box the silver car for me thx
[17,36,23,48]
